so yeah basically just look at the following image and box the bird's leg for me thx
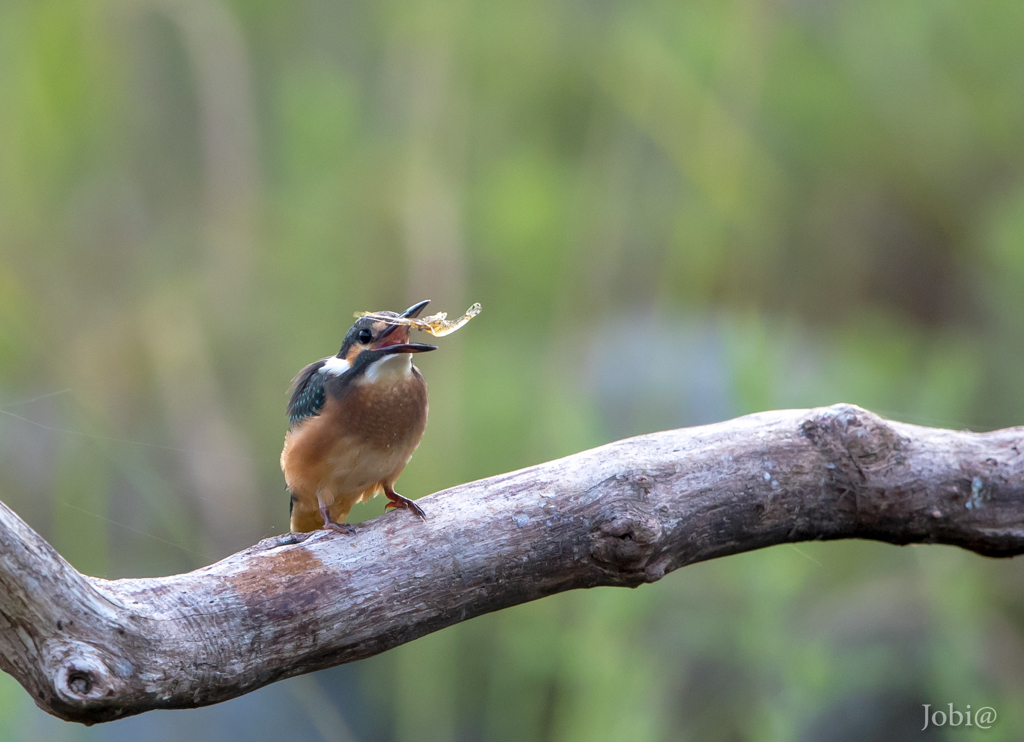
[319,502,355,535]
[383,484,426,519]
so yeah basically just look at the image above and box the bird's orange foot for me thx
[319,504,356,535]
[384,486,426,519]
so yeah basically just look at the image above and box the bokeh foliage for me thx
[1,0,1024,739]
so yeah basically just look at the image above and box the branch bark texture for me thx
[1,404,1023,724]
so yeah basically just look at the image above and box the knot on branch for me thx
[45,641,127,710]
[800,404,906,484]
[590,500,664,582]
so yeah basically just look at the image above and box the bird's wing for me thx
[287,359,328,426]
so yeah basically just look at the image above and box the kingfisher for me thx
[281,300,436,534]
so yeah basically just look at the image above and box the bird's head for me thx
[328,300,437,380]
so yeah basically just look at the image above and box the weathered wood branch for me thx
[1,404,1023,724]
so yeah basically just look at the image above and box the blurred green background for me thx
[1,0,1024,739]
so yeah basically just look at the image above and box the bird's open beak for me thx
[401,300,431,319]
[374,300,437,354]
[381,342,437,354]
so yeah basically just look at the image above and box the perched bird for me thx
[281,300,437,533]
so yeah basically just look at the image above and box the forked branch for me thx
[1,404,1022,724]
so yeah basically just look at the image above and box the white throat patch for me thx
[319,356,351,376]
[361,353,413,384]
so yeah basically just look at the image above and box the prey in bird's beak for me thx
[371,300,438,355]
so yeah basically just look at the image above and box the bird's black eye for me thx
[358,328,373,344]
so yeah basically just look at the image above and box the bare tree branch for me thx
[1,404,1022,724]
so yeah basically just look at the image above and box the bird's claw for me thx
[323,520,356,535]
[319,503,356,534]
[384,491,426,519]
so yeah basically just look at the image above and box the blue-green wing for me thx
[287,360,327,426]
